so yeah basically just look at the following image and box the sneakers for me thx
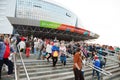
[7,75,14,78]
[3,75,14,78]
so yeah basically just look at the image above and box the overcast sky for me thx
[54,0,120,47]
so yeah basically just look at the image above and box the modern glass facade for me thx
[16,0,77,26]
[0,0,98,38]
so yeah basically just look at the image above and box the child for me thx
[41,48,46,60]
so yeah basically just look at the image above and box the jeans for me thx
[37,50,42,59]
[34,48,37,55]
[60,55,66,65]
[92,69,100,80]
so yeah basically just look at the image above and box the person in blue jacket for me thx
[52,42,59,67]
[92,55,101,80]
[0,35,6,79]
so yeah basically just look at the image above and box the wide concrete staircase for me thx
[1,54,120,80]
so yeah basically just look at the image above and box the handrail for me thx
[19,51,30,80]
[17,45,30,80]
[104,56,120,63]
[86,62,112,76]
[99,50,120,63]
[70,50,112,76]
[13,53,18,80]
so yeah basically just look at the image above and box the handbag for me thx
[53,51,59,57]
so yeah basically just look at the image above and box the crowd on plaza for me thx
[0,34,120,80]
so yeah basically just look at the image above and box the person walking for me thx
[60,43,67,66]
[73,48,84,80]
[92,55,101,80]
[46,42,52,62]
[17,38,26,53]
[34,39,39,55]
[52,42,59,67]
[37,39,44,60]
[0,37,15,79]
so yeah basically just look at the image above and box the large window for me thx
[16,0,77,26]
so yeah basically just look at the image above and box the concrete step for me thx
[85,67,120,80]
[111,75,120,80]
[85,66,120,80]
[18,61,117,75]
[103,66,120,80]
[1,72,14,80]
[20,67,73,78]
[17,58,73,66]
[45,65,119,80]
[17,58,73,62]
[17,53,73,59]
[19,63,73,69]
[19,64,119,80]
[49,74,74,80]
[20,71,73,80]
[16,56,120,80]
[19,65,72,73]
[84,65,119,76]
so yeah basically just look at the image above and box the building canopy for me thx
[12,20,99,41]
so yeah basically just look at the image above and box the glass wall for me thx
[16,0,77,26]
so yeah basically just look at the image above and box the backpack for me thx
[100,57,105,67]
[0,42,4,50]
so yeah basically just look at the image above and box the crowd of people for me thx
[0,34,120,80]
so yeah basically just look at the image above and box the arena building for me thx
[0,0,99,41]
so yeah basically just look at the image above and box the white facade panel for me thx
[0,16,13,34]
[0,0,16,17]
[0,0,16,34]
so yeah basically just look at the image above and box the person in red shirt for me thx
[0,38,15,78]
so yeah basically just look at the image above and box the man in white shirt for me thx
[17,39,26,53]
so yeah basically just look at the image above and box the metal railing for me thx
[68,50,113,76]
[13,50,30,80]
[85,61,112,80]
[19,51,30,80]
[85,50,120,80]
[13,53,18,80]
[86,62,112,76]
[100,50,120,64]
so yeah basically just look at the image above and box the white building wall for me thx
[0,0,16,34]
